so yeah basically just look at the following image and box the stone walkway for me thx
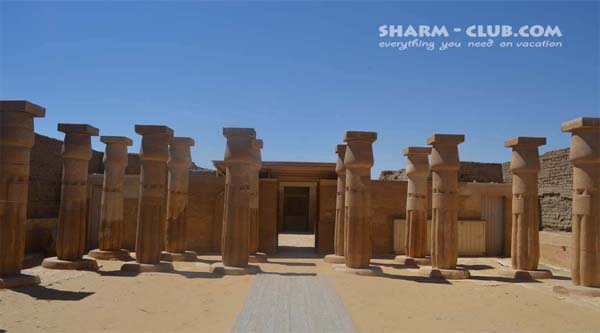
[232,273,357,333]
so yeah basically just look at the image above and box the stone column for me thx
[210,128,259,275]
[0,101,44,289]
[89,136,133,261]
[419,134,470,279]
[562,118,600,288]
[395,147,432,266]
[42,124,100,270]
[249,139,267,263]
[334,131,381,276]
[121,125,174,272]
[325,144,347,264]
[501,137,552,279]
[161,137,197,262]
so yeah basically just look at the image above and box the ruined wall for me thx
[380,161,503,183]
[259,179,279,254]
[503,148,572,231]
[186,172,225,253]
[370,180,407,255]
[317,180,337,255]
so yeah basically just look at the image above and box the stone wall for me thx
[379,161,503,183]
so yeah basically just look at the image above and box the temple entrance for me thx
[282,187,310,232]
[277,181,318,252]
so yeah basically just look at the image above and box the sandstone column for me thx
[248,139,267,263]
[562,118,600,288]
[121,125,174,272]
[42,124,100,270]
[334,131,381,275]
[89,136,133,261]
[419,134,470,279]
[0,101,44,288]
[210,128,259,275]
[501,137,552,279]
[161,137,197,262]
[395,147,432,266]
[325,144,347,264]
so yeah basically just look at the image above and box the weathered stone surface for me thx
[419,266,471,279]
[121,261,174,272]
[394,255,431,266]
[498,268,553,280]
[164,137,195,260]
[562,117,600,287]
[44,123,99,270]
[326,145,347,263]
[0,101,45,288]
[343,131,377,270]
[403,147,431,264]
[160,250,197,262]
[209,262,260,275]
[324,254,346,264]
[248,139,263,259]
[89,136,132,261]
[332,263,382,276]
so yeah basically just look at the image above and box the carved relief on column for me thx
[0,101,44,288]
[210,128,259,275]
[89,136,133,260]
[395,147,431,266]
[161,137,197,262]
[419,134,470,279]
[325,144,347,264]
[248,139,266,263]
[121,125,174,272]
[334,131,381,276]
[43,124,100,270]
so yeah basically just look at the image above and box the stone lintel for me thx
[504,137,546,148]
[426,134,465,145]
[403,147,432,156]
[223,127,256,138]
[171,137,195,146]
[0,100,46,117]
[135,125,174,136]
[100,136,133,146]
[343,131,377,142]
[57,123,100,136]
[336,144,347,154]
[561,117,600,132]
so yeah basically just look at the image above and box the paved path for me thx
[232,274,357,333]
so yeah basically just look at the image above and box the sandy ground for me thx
[1,234,600,332]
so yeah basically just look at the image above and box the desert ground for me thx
[1,233,600,333]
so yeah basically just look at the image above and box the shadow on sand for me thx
[12,285,94,301]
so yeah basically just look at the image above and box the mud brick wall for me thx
[503,148,572,231]
[380,162,503,183]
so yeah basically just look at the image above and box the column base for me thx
[332,264,382,276]
[553,284,600,297]
[394,255,431,266]
[0,273,41,289]
[209,262,260,275]
[121,261,174,273]
[324,254,346,264]
[419,267,470,279]
[160,251,198,262]
[248,252,268,263]
[42,257,99,271]
[498,268,553,280]
[88,249,132,261]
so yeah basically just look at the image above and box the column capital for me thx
[135,125,174,137]
[101,136,133,146]
[561,117,600,165]
[403,146,432,156]
[505,137,545,173]
[58,123,99,136]
[223,127,256,139]
[171,137,195,147]
[428,134,463,171]
[426,134,464,145]
[561,117,600,133]
[0,100,46,117]
[223,128,256,165]
[335,144,347,176]
[343,131,377,143]
[504,137,546,148]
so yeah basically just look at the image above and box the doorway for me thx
[282,186,310,232]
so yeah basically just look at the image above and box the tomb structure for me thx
[501,137,552,279]
[0,101,45,288]
[161,137,197,262]
[248,139,267,263]
[334,131,382,276]
[210,128,259,275]
[121,125,174,272]
[395,147,432,266]
[556,118,600,293]
[419,134,470,279]
[43,124,100,270]
[89,136,133,260]
[325,144,347,264]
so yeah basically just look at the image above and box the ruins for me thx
[248,139,266,263]
[324,144,347,264]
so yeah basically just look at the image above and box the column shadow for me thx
[379,272,452,285]
[12,285,94,301]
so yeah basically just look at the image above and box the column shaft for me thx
[333,145,346,257]
[404,147,431,259]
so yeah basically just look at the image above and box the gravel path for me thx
[232,273,357,333]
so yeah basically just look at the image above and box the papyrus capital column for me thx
[211,128,259,275]
[43,124,100,270]
[395,147,431,266]
[420,134,470,279]
[122,125,174,272]
[562,118,600,287]
[162,137,197,262]
[89,136,133,260]
[335,131,381,275]
[248,138,266,263]
[0,101,44,288]
[325,144,347,264]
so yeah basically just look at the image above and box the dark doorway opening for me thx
[282,186,310,232]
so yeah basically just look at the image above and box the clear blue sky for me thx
[1,1,598,176]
